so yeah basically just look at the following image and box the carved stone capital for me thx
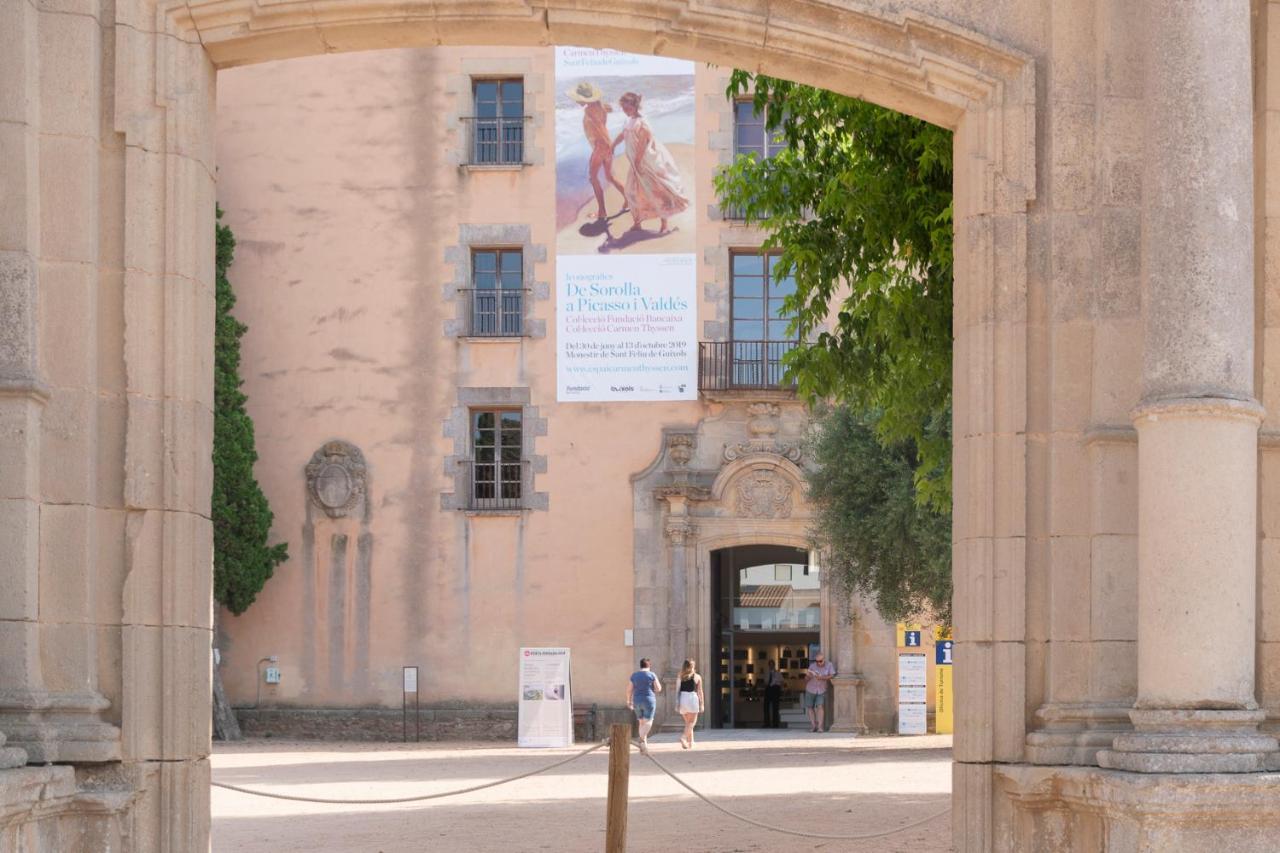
[305,440,368,519]
[665,518,697,545]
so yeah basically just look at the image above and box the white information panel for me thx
[897,652,928,735]
[898,701,928,735]
[403,666,418,693]
[898,685,927,704]
[518,647,574,747]
[898,653,927,687]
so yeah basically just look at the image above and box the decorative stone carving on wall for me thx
[665,518,697,544]
[735,469,794,519]
[747,402,781,436]
[667,433,695,467]
[305,440,368,518]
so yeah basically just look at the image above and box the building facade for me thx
[6,2,1280,850]
[213,46,933,738]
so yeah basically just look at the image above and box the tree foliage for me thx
[807,405,952,624]
[715,72,954,513]
[213,208,287,615]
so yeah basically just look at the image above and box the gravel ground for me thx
[212,730,953,853]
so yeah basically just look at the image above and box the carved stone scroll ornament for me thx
[735,470,794,519]
[305,440,368,518]
[723,439,802,463]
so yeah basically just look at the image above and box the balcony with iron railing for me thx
[461,116,531,167]
[460,288,526,337]
[458,459,529,511]
[699,340,799,392]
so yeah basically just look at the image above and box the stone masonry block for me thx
[1088,639,1136,702]
[1090,317,1141,425]
[1090,534,1137,641]
[95,508,128,627]
[0,123,37,253]
[0,250,37,380]
[1258,538,1280,642]
[1088,439,1137,535]
[121,624,211,762]
[39,502,93,623]
[40,386,95,505]
[38,260,95,390]
[1049,535,1090,641]
[1047,434,1090,536]
[1046,639,1090,704]
[122,509,163,628]
[0,395,40,500]
[1050,321,1092,432]
[37,620,92,692]
[124,395,164,510]
[95,391,127,508]
[38,133,96,264]
[124,759,211,852]
[37,7,100,139]
[0,498,39,621]
[954,640,994,763]
[0,618,40,689]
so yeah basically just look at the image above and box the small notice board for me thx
[897,652,928,735]
[518,647,574,747]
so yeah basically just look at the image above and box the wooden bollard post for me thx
[605,723,630,853]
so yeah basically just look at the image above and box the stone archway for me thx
[6,0,1279,850]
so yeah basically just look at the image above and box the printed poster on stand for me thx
[518,647,573,747]
[554,47,698,401]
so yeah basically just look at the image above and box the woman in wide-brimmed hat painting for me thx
[613,90,689,234]
[568,80,628,221]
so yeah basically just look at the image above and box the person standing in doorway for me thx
[626,657,662,752]
[676,659,705,749]
[763,659,784,728]
[803,651,836,733]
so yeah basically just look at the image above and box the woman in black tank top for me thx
[676,659,704,749]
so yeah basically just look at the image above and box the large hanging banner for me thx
[555,47,698,401]
[517,647,574,747]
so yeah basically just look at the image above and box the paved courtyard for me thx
[212,731,952,852]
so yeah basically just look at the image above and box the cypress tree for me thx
[213,207,288,615]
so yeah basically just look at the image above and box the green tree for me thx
[715,72,954,513]
[213,207,287,615]
[807,405,952,624]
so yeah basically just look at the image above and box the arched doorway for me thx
[710,544,816,729]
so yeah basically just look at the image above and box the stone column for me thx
[821,559,865,733]
[1099,0,1278,773]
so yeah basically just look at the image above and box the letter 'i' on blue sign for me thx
[904,631,922,647]
[936,640,954,665]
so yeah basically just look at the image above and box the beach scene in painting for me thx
[555,48,696,255]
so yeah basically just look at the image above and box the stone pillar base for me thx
[1025,702,1133,765]
[1097,709,1278,774]
[0,690,121,764]
[996,763,1280,852]
[828,675,866,733]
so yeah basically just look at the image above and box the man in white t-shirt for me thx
[803,651,835,733]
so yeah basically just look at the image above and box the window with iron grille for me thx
[468,248,524,336]
[470,79,526,165]
[470,409,523,509]
[728,251,798,387]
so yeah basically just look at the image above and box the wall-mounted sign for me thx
[897,652,928,735]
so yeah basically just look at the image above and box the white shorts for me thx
[678,691,701,714]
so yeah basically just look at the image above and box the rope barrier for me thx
[210,741,606,805]
[636,742,951,841]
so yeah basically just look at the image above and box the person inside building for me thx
[803,651,835,733]
[626,657,662,752]
[762,659,784,728]
[676,659,705,749]
[567,80,628,221]
[613,91,690,235]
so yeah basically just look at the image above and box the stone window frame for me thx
[443,224,549,340]
[445,58,548,171]
[442,387,548,513]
